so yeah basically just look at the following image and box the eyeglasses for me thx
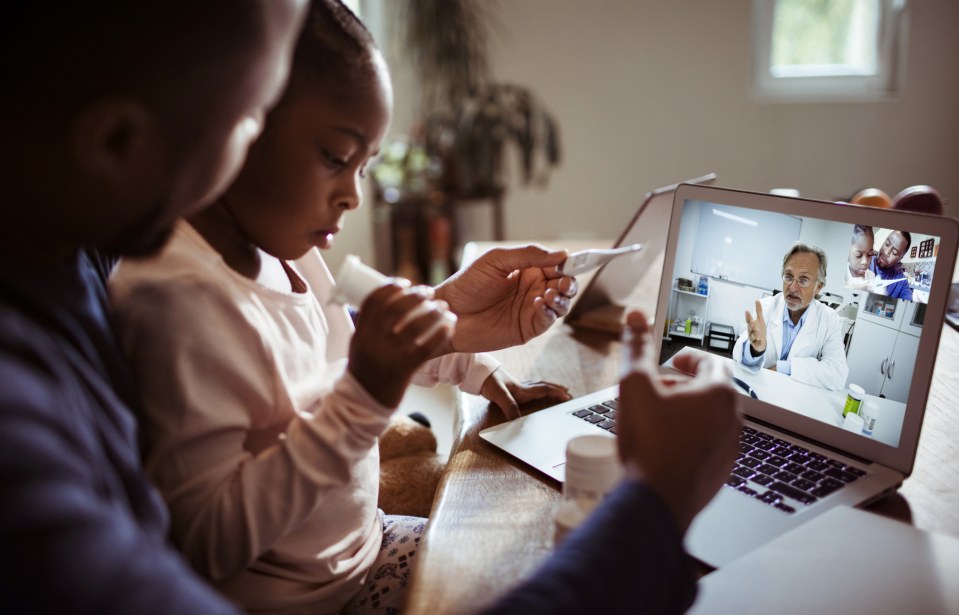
[782,274,816,288]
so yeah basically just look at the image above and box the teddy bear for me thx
[378,413,447,518]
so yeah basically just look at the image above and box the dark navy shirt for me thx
[0,249,237,613]
[869,256,913,301]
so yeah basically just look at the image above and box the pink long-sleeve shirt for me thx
[110,222,498,614]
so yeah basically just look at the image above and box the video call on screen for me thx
[662,200,943,448]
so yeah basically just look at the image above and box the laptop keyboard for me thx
[728,426,865,513]
[571,398,619,434]
[572,401,866,514]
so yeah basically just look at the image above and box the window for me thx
[753,0,909,101]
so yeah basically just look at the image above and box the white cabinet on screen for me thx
[666,284,709,344]
[882,331,919,403]
[844,299,922,403]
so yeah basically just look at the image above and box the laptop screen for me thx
[659,196,946,452]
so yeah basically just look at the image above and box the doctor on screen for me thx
[733,242,849,391]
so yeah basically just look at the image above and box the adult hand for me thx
[349,283,455,408]
[434,245,576,353]
[744,300,767,355]
[479,369,572,421]
[618,310,742,534]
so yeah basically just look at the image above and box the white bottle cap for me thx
[563,435,623,502]
[330,255,391,307]
[847,383,865,401]
[842,412,865,433]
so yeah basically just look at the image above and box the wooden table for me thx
[404,245,959,615]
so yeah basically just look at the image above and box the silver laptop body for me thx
[480,183,959,567]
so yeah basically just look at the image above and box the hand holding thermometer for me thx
[556,243,644,276]
[869,277,908,289]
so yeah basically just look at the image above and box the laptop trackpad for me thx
[686,488,800,567]
[480,412,606,482]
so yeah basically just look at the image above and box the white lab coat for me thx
[733,294,849,391]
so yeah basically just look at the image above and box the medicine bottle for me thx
[843,384,864,417]
[554,435,623,544]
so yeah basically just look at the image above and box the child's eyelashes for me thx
[319,144,380,179]
[320,149,349,168]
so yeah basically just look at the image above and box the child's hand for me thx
[480,368,572,421]
[349,283,455,408]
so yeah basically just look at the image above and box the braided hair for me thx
[288,0,381,99]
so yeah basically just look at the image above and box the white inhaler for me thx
[330,255,457,343]
[330,255,392,307]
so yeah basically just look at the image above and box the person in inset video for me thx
[844,225,876,291]
[868,230,913,300]
[734,242,849,391]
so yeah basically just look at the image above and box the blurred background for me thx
[329,0,958,279]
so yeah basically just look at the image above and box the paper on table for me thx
[689,506,959,615]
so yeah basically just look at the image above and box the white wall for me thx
[328,0,959,276]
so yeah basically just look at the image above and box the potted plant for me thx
[391,0,562,198]
[369,0,562,282]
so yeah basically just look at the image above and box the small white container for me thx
[331,255,457,344]
[842,412,865,433]
[563,435,623,504]
[555,435,623,544]
[860,401,877,436]
[330,255,391,307]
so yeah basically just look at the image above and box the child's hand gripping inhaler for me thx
[330,255,457,344]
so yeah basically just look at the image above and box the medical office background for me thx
[327,0,959,279]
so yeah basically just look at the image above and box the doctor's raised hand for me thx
[744,300,767,355]
[433,245,576,353]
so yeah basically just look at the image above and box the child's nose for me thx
[336,194,360,210]
[335,176,362,210]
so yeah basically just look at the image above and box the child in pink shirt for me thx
[110,2,576,613]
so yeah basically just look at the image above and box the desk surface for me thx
[404,243,959,615]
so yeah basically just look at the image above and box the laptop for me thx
[564,173,716,334]
[480,183,959,567]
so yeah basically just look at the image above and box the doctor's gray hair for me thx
[782,242,828,285]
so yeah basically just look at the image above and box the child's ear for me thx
[72,100,162,183]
